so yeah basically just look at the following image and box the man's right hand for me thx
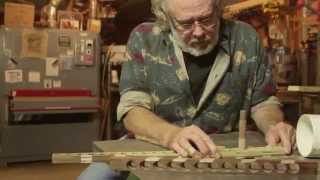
[166,125,217,158]
[123,107,216,158]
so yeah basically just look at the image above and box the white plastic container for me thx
[296,114,320,158]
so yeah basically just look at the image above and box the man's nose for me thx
[192,22,205,38]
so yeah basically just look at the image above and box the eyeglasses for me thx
[170,13,218,32]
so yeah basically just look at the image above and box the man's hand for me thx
[123,107,216,158]
[265,121,296,154]
[166,125,216,158]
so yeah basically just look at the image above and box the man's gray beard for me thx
[171,26,218,57]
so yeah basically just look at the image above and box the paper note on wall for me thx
[28,71,41,82]
[44,79,52,88]
[5,69,23,83]
[53,80,62,88]
[46,58,59,76]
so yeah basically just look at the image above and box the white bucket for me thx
[296,114,320,158]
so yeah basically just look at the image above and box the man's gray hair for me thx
[151,0,223,31]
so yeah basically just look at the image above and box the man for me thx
[78,0,295,179]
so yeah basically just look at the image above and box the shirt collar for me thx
[218,19,233,54]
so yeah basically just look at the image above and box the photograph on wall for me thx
[21,30,48,58]
[57,11,83,30]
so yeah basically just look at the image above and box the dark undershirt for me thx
[183,47,219,105]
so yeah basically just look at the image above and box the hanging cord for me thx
[99,45,114,139]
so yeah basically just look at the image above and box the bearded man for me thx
[78,0,295,179]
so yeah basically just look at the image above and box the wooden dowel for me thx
[223,158,237,169]
[156,158,172,169]
[143,157,160,168]
[263,162,275,173]
[238,110,247,149]
[288,163,300,174]
[211,159,225,169]
[276,163,288,174]
[184,159,198,169]
[250,161,262,173]
[171,157,188,169]
[197,158,214,169]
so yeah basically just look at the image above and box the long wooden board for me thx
[288,85,320,93]
[52,146,286,164]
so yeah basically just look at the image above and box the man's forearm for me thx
[251,105,284,134]
[123,106,181,147]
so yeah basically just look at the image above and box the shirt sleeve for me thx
[250,34,277,106]
[251,96,281,114]
[116,25,154,121]
[117,91,154,121]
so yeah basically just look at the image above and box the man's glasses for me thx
[170,13,218,33]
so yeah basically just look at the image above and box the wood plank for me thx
[93,131,267,153]
[223,0,285,18]
[52,146,286,164]
[288,85,320,93]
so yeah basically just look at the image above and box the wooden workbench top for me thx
[93,131,266,153]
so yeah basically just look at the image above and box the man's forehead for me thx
[167,0,214,19]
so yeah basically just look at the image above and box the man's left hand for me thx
[265,121,295,154]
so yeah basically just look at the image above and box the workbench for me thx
[93,131,320,180]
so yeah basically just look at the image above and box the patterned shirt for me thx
[117,19,278,133]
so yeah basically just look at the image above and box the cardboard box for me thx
[4,2,35,28]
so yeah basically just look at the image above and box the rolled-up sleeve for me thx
[251,96,281,116]
[116,25,153,121]
[117,91,154,121]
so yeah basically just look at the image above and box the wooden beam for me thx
[288,85,320,93]
[52,146,286,164]
[223,0,286,18]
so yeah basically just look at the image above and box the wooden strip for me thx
[127,157,145,169]
[288,163,300,174]
[263,162,275,173]
[223,0,285,18]
[296,161,319,174]
[52,146,286,164]
[237,159,253,172]
[210,159,225,169]
[108,158,131,170]
[184,159,198,170]
[250,161,262,173]
[276,163,288,174]
[223,158,238,169]
[143,157,160,168]
[171,157,188,169]
[256,158,319,175]
[197,158,214,169]
[288,85,320,93]
[156,158,172,169]
[218,146,286,158]
[52,153,82,164]
[238,110,247,149]
[55,151,320,175]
